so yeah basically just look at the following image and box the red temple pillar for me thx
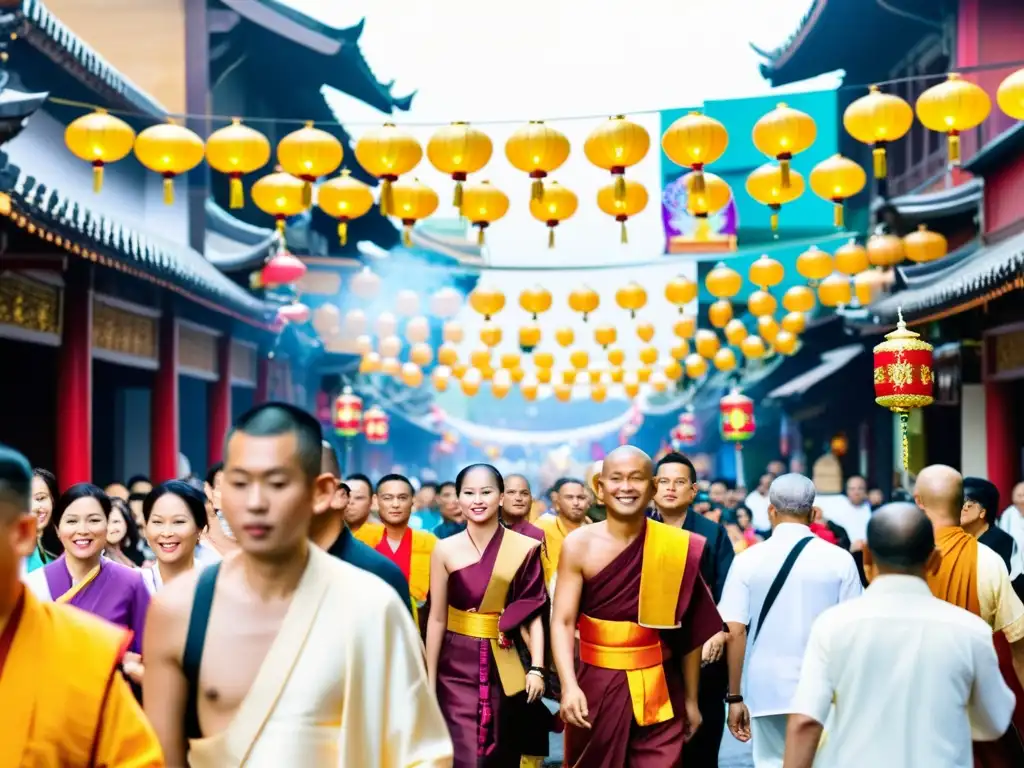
[151,311,180,482]
[56,263,92,488]
[207,334,232,465]
[254,355,270,404]
[985,380,1016,504]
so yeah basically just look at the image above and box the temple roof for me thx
[872,178,983,225]
[963,122,1024,178]
[204,198,278,271]
[0,152,277,325]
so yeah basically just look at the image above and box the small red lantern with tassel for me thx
[363,405,390,445]
[720,389,755,488]
[333,387,363,438]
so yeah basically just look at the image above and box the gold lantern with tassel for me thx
[389,178,439,247]
[596,179,648,244]
[915,73,991,166]
[997,68,1024,120]
[354,123,422,216]
[615,281,648,319]
[427,121,493,206]
[317,169,374,246]
[205,118,271,209]
[568,286,600,322]
[518,285,552,320]
[809,154,867,229]
[665,275,697,313]
[133,120,205,205]
[468,285,506,320]
[746,162,805,235]
[834,239,869,276]
[682,171,732,240]
[252,168,307,238]
[277,121,343,206]
[661,111,728,193]
[505,120,570,202]
[752,103,817,188]
[460,180,509,245]
[874,308,934,469]
[529,181,578,248]
[584,115,650,202]
[843,85,914,179]
[64,109,135,193]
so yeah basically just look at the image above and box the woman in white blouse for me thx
[141,479,216,594]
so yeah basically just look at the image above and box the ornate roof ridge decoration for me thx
[868,230,1024,325]
[17,0,166,116]
[0,151,276,325]
[750,0,826,71]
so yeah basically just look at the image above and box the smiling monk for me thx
[552,446,723,768]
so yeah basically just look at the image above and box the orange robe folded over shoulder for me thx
[0,588,163,767]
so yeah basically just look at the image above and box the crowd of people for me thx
[2,401,1024,767]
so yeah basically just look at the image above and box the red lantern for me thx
[363,405,390,445]
[830,434,848,457]
[334,387,363,437]
[719,389,755,442]
[672,411,699,447]
[260,250,307,287]
[873,309,933,469]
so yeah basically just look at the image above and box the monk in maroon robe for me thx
[553,446,722,768]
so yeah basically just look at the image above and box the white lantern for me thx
[443,320,465,344]
[463,367,483,386]
[405,315,431,344]
[432,365,452,390]
[351,267,381,300]
[312,304,340,336]
[344,308,367,335]
[379,335,402,358]
[430,287,463,318]
[395,288,421,317]
[355,334,374,355]
[375,312,398,338]
[650,370,668,392]
[493,369,512,388]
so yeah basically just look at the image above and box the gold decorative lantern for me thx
[427,121,493,206]
[915,73,991,166]
[843,85,914,179]
[752,103,816,187]
[505,120,571,202]
[389,178,439,247]
[133,121,205,205]
[317,169,374,246]
[596,179,648,244]
[568,286,600,322]
[662,111,729,193]
[584,115,650,201]
[277,121,343,206]
[460,180,509,244]
[746,162,805,234]
[64,109,136,193]
[529,181,578,248]
[354,123,423,215]
[809,154,867,228]
[205,119,272,209]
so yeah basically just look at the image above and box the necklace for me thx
[467,531,484,555]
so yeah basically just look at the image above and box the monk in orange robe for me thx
[552,446,722,767]
[913,465,1024,766]
[0,444,162,766]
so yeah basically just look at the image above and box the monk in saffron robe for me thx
[145,403,452,766]
[913,465,1024,767]
[553,446,722,768]
[427,464,549,767]
[0,444,162,766]
[536,477,590,593]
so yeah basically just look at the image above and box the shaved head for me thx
[867,502,935,571]
[600,446,654,520]
[914,465,964,527]
[601,446,652,478]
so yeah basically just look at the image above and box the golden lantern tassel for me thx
[276,217,285,236]
[163,177,175,205]
[780,158,792,188]
[337,220,348,247]
[92,163,104,193]
[547,227,555,249]
[620,220,628,245]
[453,180,463,208]
[948,133,961,165]
[693,169,706,194]
[873,146,887,179]
[898,409,910,470]
[833,202,844,229]
[531,178,544,202]
[301,181,313,207]
[403,223,413,248]
[229,176,244,209]
[614,173,626,202]
[477,226,486,246]
[380,179,393,217]
[770,207,780,233]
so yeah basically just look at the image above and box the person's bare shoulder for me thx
[149,567,201,624]
[561,523,600,562]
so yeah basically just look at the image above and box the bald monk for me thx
[552,446,723,767]
[0,445,162,766]
[910,465,1024,766]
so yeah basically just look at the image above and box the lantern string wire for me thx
[44,57,1024,128]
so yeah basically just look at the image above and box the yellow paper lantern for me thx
[661,111,728,193]
[636,322,655,343]
[505,120,571,201]
[533,350,555,369]
[610,366,625,383]
[608,348,626,367]
[492,371,512,399]
[748,254,785,290]
[854,268,887,306]
[684,353,708,379]
[817,273,852,307]
[317,169,374,246]
[748,290,778,318]
[670,341,690,360]
[664,359,683,380]
[536,367,552,384]
[381,357,401,377]
[469,345,491,370]
[360,352,382,374]
[809,154,867,229]
[133,121,205,205]
[203,118,271,208]
[438,342,459,366]
[757,315,780,343]
[746,162,805,233]
[866,233,905,268]
[615,281,648,318]
[585,115,650,200]
[639,346,659,366]
[277,121,343,205]
[594,325,617,348]
[752,102,816,187]
[432,366,451,392]
[713,347,738,372]
[568,286,600,322]
[511,366,527,384]
[520,376,539,401]
[252,169,307,237]
[682,171,732,239]
[460,180,509,245]
[834,239,869,276]
[379,334,402,358]
[590,382,609,403]
[997,68,1024,120]
[915,73,991,165]
[781,311,807,335]
[624,379,641,399]
[708,300,733,329]
[519,285,553,320]
[530,181,578,248]
[596,179,649,244]
[637,367,652,383]
[741,335,767,360]
[570,349,590,370]
[903,224,948,264]
[401,362,424,387]
[705,263,742,299]
[674,315,697,339]
[782,285,816,313]
[427,121,493,206]
[64,109,136,193]
[518,324,542,352]
[469,285,506,320]
[390,178,439,247]
[354,123,422,216]
[443,320,465,344]
[461,374,481,397]
[554,326,575,348]
[796,245,834,282]
[843,85,914,179]
[588,368,605,385]
[773,330,798,356]
[554,383,573,402]
[724,319,748,346]
[694,329,720,359]
[665,275,697,312]
[451,363,468,379]
[409,343,433,367]
[480,321,502,348]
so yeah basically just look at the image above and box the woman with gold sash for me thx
[426,464,550,767]
[24,484,151,664]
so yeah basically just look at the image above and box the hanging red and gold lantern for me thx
[427,121,493,206]
[277,121,343,206]
[389,178,439,247]
[746,162,805,234]
[363,405,390,445]
[530,181,578,248]
[333,387,363,438]
[843,85,914,179]
[752,103,816,188]
[661,111,729,193]
[460,180,509,244]
[873,309,934,469]
[317,169,375,246]
[133,120,205,205]
[354,123,422,216]
[720,389,756,442]
[915,73,991,166]
[258,249,307,287]
[676,411,699,447]
[64,109,136,193]
[809,154,867,229]
[252,169,307,237]
[596,179,648,244]
[584,115,650,202]
[505,120,571,202]
[205,118,272,209]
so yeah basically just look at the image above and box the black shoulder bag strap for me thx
[753,536,814,642]
[183,562,221,741]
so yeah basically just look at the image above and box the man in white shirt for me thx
[744,473,774,532]
[718,473,862,768]
[998,481,1024,552]
[785,502,1015,768]
[818,475,872,551]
